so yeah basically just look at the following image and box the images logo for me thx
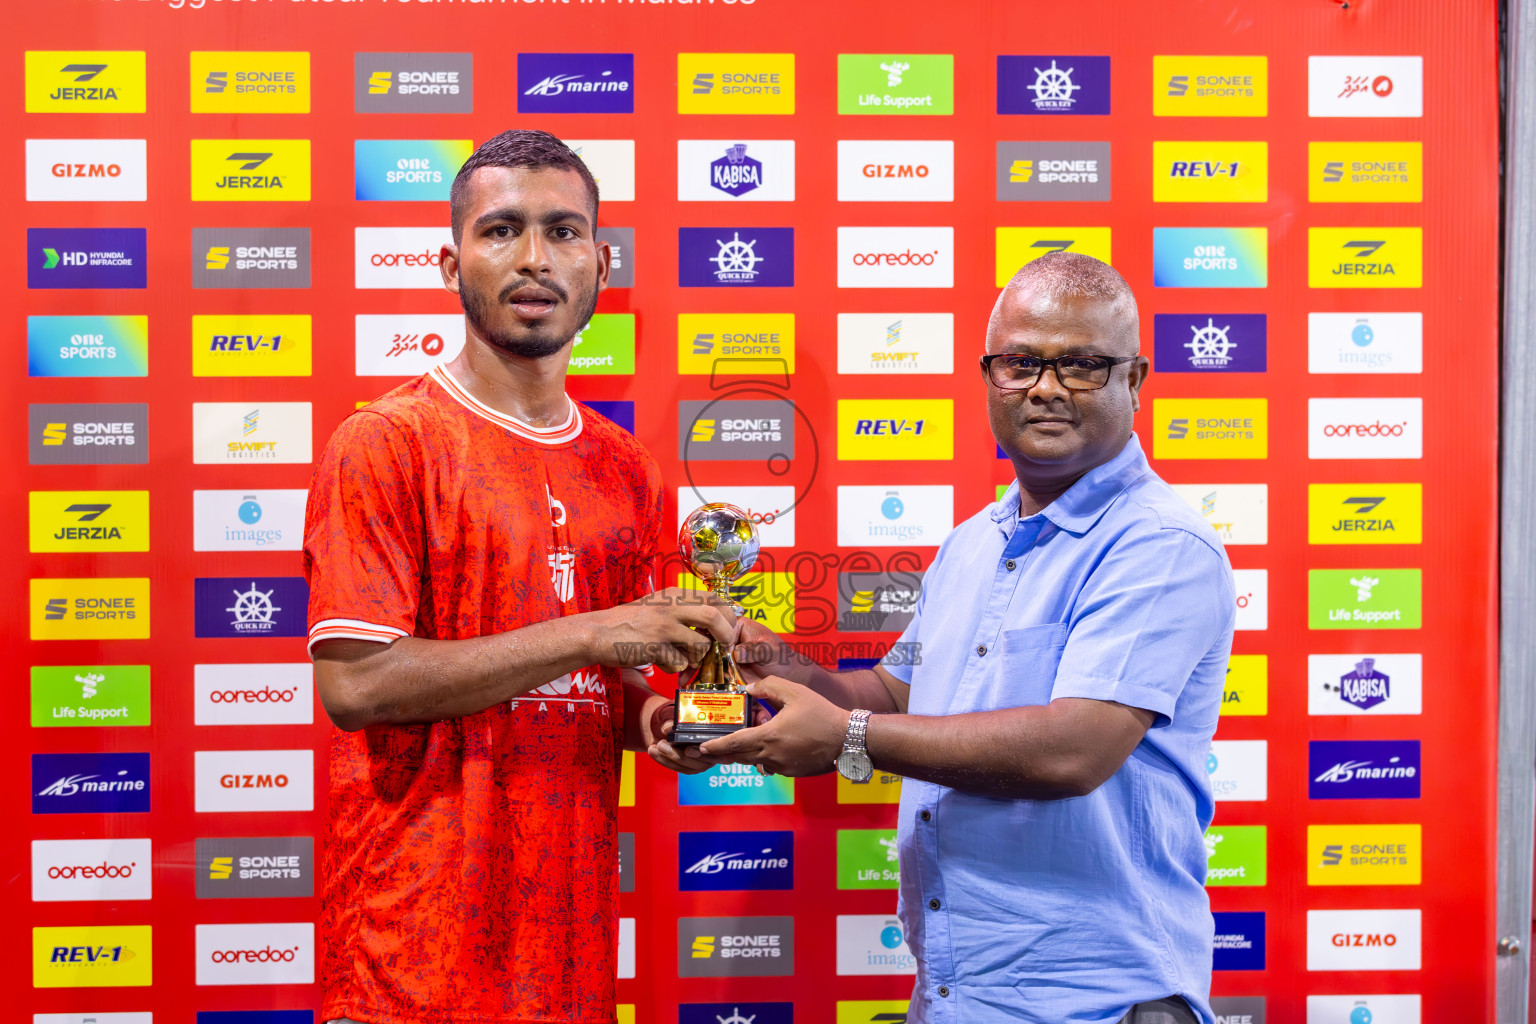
[838,226,954,288]
[192,314,312,377]
[995,141,1111,202]
[1153,314,1266,372]
[1307,483,1422,544]
[518,52,634,113]
[678,313,795,375]
[26,51,146,112]
[29,490,149,553]
[31,664,151,728]
[193,227,311,289]
[1306,909,1421,971]
[1308,227,1422,288]
[355,139,473,202]
[1308,397,1423,459]
[678,140,796,202]
[836,915,916,976]
[1305,995,1421,1021]
[837,53,953,114]
[995,227,1112,285]
[196,922,314,986]
[1204,825,1266,886]
[192,402,313,464]
[837,571,924,632]
[677,53,795,114]
[194,577,308,638]
[996,55,1111,115]
[1213,911,1266,971]
[194,749,315,813]
[30,578,150,641]
[190,52,309,113]
[837,312,953,375]
[837,829,900,889]
[679,227,794,287]
[1309,740,1421,799]
[32,838,153,901]
[674,487,796,547]
[32,925,152,988]
[1309,55,1423,117]
[1309,653,1423,716]
[1154,55,1267,116]
[190,140,312,201]
[1308,824,1420,886]
[1308,568,1422,629]
[196,837,314,899]
[1153,227,1268,288]
[29,228,147,290]
[838,140,955,202]
[1309,141,1422,202]
[1207,740,1267,801]
[679,831,793,891]
[355,52,473,113]
[1308,312,1423,374]
[679,763,795,806]
[33,752,151,814]
[836,486,952,546]
[838,401,954,461]
[355,313,463,376]
[26,139,148,202]
[194,663,313,725]
[1153,141,1268,202]
[1220,654,1268,716]
[1170,484,1269,545]
[1152,399,1267,459]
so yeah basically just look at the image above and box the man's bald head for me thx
[988,251,1139,355]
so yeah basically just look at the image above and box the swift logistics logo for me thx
[31,664,151,728]
[1308,228,1423,288]
[1169,484,1269,544]
[29,228,147,289]
[570,314,636,375]
[1306,909,1421,970]
[1153,227,1268,287]
[679,313,796,374]
[1308,824,1421,885]
[355,52,473,113]
[836,486,952,546]
[26,139,147,202]
[1309,653,1423,715]
[32,925,152,988]
[194,577,308,638]
[837,313,954,374]
[196,922,314,985]
[838,226,954,288]
[191,140,312,201]
[838,400,954,461]
[1308,397,1423,459]
[32,752,151,814]
[996,141,1112,201]
[196,837,314,899]
[32,838,153,901]
[678,917,794,977]
[29,489,149,553]
[1309,141,1422,202]
[1154,55,1267,116]
[192,315,312,377]
[1308,568,1422,629]
[1309,740,1421,799]
[192,402,313,464]
[1220,654,1269,716]
[30,578,150,641]
[677,53,795,114]
[26,51,146,112]
[995,227,1112,285]
[1153,314,1266,372]
[1213,912,1266,971]
[565,139,635,200]
[1207,740,1268,801]
[836,915,916,976]
[518,52,634,113]
[1308,312,1423,374]
[838,140,955,202]
[194,749,315,813]
[679,763,795,805]
[837,828,900,889]
[354,139,473,201]
[678,140,796,201]
[194,228,311,289]
[679,227,794,287]
[679,830,793,891]
[191,51,310,113]
[1307,483,1422,544]
[1309,55,1423,117]
[1153,141,1268,202]
[837,54,954,114]
[1204,825,1266,886]
[836,571,924,632]
[355,314,463,375]
[1152,398,1268,459]
[194,663,313,725]
[996,55,1111,114]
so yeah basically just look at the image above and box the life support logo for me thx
[196,922,314,986]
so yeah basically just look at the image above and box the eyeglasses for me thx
[980,353,1137,392]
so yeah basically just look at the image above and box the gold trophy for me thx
[672,502,761,747]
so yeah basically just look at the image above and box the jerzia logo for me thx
[191,140,311,201]
[26,51,146,112]
[1308,227,1422,288]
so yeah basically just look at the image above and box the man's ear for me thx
[1126,355,1151,413]
[439,241,461,294]
[593,234,612,294]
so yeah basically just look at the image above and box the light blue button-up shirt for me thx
[881,435,1235,1024]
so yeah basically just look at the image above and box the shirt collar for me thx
[991,434,1150,535]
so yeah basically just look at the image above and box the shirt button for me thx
[920,810,932,822]
[938,986,951,998]
[929,898,941,910]
[976,644,987,656]
[1005,559,1017,571]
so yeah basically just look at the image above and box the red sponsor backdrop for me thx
[3,1,1500,1021]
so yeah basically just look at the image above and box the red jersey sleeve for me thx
[303,409,423,654]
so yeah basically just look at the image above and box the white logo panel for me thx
[193,489,306,552]
[195,921,314,986]
[677,487,796,547]
[837,140,955,202]
[1307,909,1422,971]
[1307,995,1421,1023]
[1309,56,1423,117]
[32,838,153,902]
[355,227,452,289]
[1232,569,1268,630]
[836,313,954,375]
[35,1016,154,1024]
[27,139,148,201]
[1308,313,1422,374]
[1309,398,1423,459]
[677,140,796,201]
[837,226,954,289]
[1308,654,1423,716]
[617,917,636,979]
[356,314,464,375]
[1169,484,1268,545]
[837,486,953,548]
[565,139,635,202]
[835,914,916,976]
[192,402,312,465]
[194,749,314,813]
[1208,740,1267,801]
[194,664,314,726]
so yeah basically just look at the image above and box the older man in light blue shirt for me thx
[690,252,1234,1024]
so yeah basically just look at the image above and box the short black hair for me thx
[449,129,600,243]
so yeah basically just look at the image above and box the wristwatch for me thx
[836,709,875,783]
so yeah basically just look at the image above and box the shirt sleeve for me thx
[1050,527,1235,725]
[303,410,423,655]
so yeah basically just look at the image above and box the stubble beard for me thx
[459,273,601,360]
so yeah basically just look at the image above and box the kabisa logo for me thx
[1308,228,1423,288]
[678,140,795,202]
[196,922,314,985]
[33,752,151,814]
[193,228,312,289]
[836,915,916,976]
[26,139,148,202]
[679,830,794,891]
[995,141,1112,202]
[30,578,151,641]
[996,55,1111,115]
[26,51,146,112]
[1308,823,1421,886]
[28,489,148,554]
[679,227,795,287]
[1307,567,1422,630]
[838,401,954,461]
[679,1003,794,1024]
[195,663,313,726]
[1337,658,1393,712]
[355,52,473,113]
[677,53,796,114]
[1152,399,1268,459]
[195,750,314,813]
[29,228,147,290]
[1153,227,1268,288]
[193,314,312,378]
[1309,55,1423,117]
[194,577,308,638]
[1212,911,1266,971]
[1308,397,1423,459]
[1153,141,1269,203]
[677,314,796,375]
[1154,55,1268,116]
[1307,483,1422,544]
[190,51,310,113]
[714,144,764,196]
[355,227,452,289]
[1309,141,1422,203]
[1309,740,1421,799]
[190,141,312,201]
[837,312,954,375]
[837,53,954,114]
[30,664,152,729]
[1153,314,1266,372]
[839,226,954,288]
[1307,312,1423,374]
[678,917,795,978]
[1310,653,1423,716]
[994,226,1113,285]
[32,925,153,989]
[32,838,153,902]
[837,572,924,632]
[518,53,634,113]
[196,837,314,899]
[355,139,474,202]
[1306,910,1422,971]
[679,763,795,806]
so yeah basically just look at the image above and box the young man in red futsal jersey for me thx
[304,130,727,1024]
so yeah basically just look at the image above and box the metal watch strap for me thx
[845,709,872,753]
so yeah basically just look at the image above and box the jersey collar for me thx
[429,364,584,447]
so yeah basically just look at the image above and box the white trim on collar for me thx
[429,364,584,446]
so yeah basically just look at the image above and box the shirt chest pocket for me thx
[951,621,1068,714]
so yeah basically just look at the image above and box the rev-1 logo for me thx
[854,418,926,436]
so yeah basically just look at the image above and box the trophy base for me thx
[672,690,756,748]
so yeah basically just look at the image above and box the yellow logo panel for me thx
[619,751,635,807]
[678,314,796,375]
[838,399,954,461]
[617,1007,635,1024]
[190,51,311,113]
[29,491,149,553]
[1308,227,1422,288]
[34,926,152,988]
[1221,654,1268,716]
[25,51,146,112]
[1153,141,1268,203]
[192,314,313,377]
[678,53,795,114]
[1308,483,1423,545]
[191,139,312,201]
[678,571,796,633]
[838,770,904,804]
[838,1001,911,1023]
[1309,142,1422,203]
[1152,399,1268,460]
[1153,56,1267,117]
[996,228,1112,286]
[30,578,150,641]
[1308,824,1421,886]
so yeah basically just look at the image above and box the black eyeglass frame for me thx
[978,353,1139,392]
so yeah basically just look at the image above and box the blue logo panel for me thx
[1212,911,1265,971]
[1153,313,1267,372]
[679,830,794,891]
[997,55,1111,115]
[584,399,634,434]
[518,53,635,113]
[28,315,149,377]
[679,763,794,805]
[194,577,309,638]
[1309,740,1421,799]
[680,1004,793,1024]
[1153,227,1268,288]
[198,1014,316,1024]
[679,227,794,288]
[29,228,147,289]
[33,752,150,814]
[355,140,473,201]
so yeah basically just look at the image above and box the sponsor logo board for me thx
[1309,141,1422,202]
[570,314,635,375]
[678,916,794,977]
[192,314,311,377]
[1306,909,1421,970]
[1309,740,1421,799]
[29,490,149,553]
[195,922,314,985]
[839,771,904,803]
[838,140,954,202]
[1307,483,1422,544]
[355,314,462,375]
[680,227,794,287]
[1309,654,1422,715]
[678,140,795,201]
[30,403,148,465]
[1154,314,1266,372]
[1153,398,1268,459]
[678,313,795,375]
[676,486,796,547]
[31,664,151,728]
[196,836,314,899]
[194,577,309,638]
[1169,484,1268,544]
[679,400,796,462]
[518,52,634,113]
[191,51,310,113]
[1213,911,1266,970]
[25,51,146,112]
[1207,740,1267,801]
[194,227,312,289]
[597,226,635,287]
[1153,227,1268,287]
[193,489,306,552]
[836,486,952,546]
[681,1005,792,1024]
[677,572,794,633]
[679,764,794,806]
[1306,995,1420,1023]
[31,578,150,641]
[32,838,153,901]
[1205,825,1266,886]
[29,228,146,289]
[995,227,1112,285]
[33,752,150,814]
[1309,56,1423,117]
[1153,141,1268,202]
[190,139,311,201]
[354,139,472,201]
[837,53,952,115]
[996,141,1112,201]
[192,402,312,464]
[1211,998,1267,1024]
[1308,397,1423,458]
[678,830,793,891]
[355,227,451,289]
[837,828,900,889]
[836,915,916,975]
[1308,312,1422,374]
[677,53,795,114]
[194,749,314,813]
[996,55,1111,115]
[837,571,924,632]
[1221,653,1268,716]
[1154,55,1268,116]
[26,139,147,201]
[32,925,152,987]
[1233,569,1268,631]
[1308,823,1421,885]
[565,139,635,201]
[355,52,473,113]
[837,312,953,374]
[28,315,149,378]
[1308,227,1423,288]
[194,664,313,726]
[837,401,953,460]
[1308,569,1422,630]
[618,832,634,893]
[838,226,954,288]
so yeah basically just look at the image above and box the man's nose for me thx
[511,230,554,276]
[1027,362,1073,400]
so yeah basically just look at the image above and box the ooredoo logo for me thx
[195,922,313,985]
[195,661,314,726]
[211,944,299,963]
[355,227,452,289]
[32,838,153,902]
[1309,398,1422,459]
[1322,420,1406,437]
[838,226,954,288]
[852,249,938,266]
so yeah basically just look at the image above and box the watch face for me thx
[838,749,874,783]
